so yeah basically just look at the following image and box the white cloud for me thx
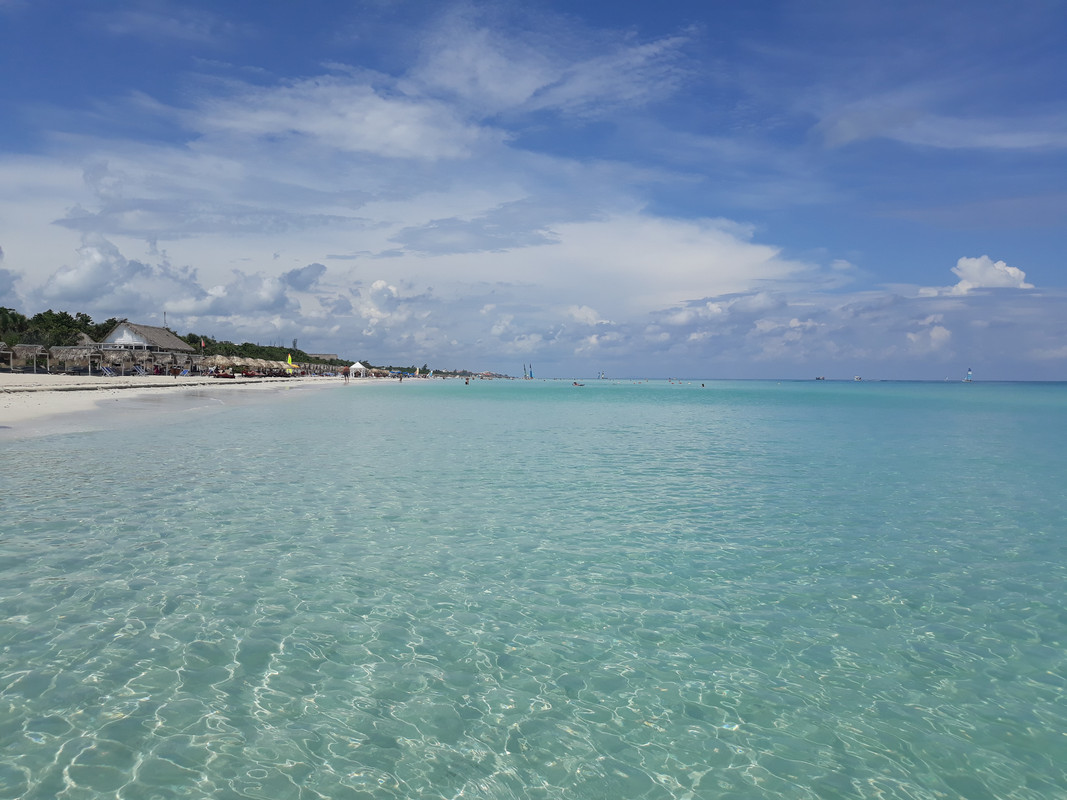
[37,235,150,304]
[490,314,514,336]
[194,76,499,160]
[897,115,1067,150]
[409,22,556,112]
[907,324,951,352]
[3,3,1066,379]
[356,280,403,331]
[409,9,690,119]
[566,305,607,325]
[506,333,543,354]
[918,255,1035,297]
[526,215,809,316]
[521,35,690,118]
[820,99,1067,152]
[949,255,1033,294]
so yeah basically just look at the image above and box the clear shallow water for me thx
[2,379,1066,799]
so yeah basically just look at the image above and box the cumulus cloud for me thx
[355,280,414,335]
[155,270,296,318]
[505,332,543,354]
[918,255,1035,297]
[283,263,326,291]
[37,235,153,306]
[949,255,1033,294]
[906,322,952,352]
[489,314,514,336]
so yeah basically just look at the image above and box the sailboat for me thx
[963,368,973,383]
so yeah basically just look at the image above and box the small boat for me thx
[963,368,973,383]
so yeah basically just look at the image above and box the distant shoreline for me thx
[0,373,388,439]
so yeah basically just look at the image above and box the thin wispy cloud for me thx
[96,2,237,45]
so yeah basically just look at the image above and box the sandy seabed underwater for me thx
[2,379,1066,799]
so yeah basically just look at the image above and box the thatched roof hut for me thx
[100,321,194,353]
[94,320,201,371]
[50,345,98,366]
[10,344,49,372]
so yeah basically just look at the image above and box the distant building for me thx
[101,321,194,354]
[43,321,196,374]
[307,353,340,361]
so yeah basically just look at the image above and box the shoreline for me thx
[0,373,380,438]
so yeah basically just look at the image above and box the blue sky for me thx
[1,0,1065,379]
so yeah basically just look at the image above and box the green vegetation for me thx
[1,307,495,375]
[0,307,120,347]
[180,333,353,368]
[1,307,353,367]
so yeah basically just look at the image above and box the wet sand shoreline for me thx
[0,373,376,437]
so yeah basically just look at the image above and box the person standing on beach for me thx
[342,366,350,384]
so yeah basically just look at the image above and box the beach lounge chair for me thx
[179,369,189,376]
[101,366,116,377]
[134,365,148,375]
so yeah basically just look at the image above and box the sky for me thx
[1,0,1065,379]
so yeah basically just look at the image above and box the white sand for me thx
[0,372,360,435]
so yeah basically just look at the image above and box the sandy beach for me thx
[0,372,355,437]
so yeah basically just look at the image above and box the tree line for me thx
[1,307,120,348]
[0,307,494,375]
[0,307,353,367]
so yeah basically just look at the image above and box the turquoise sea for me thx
[2,379,1066,799]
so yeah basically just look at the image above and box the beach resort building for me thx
[99,321,194,358]
[42,320,197,375]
